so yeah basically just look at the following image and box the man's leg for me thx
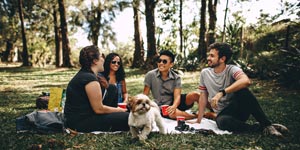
[168,92,199,120]
[185,92,217,120]
[235,88,272,128]
[216,88,284,137]
[185,91,200,106]
[216,88,271,132]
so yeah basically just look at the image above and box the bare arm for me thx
[85,81,126,114]
[121,80,128,102]
[167,88,181,115]
[225,74,251,93]
[196,92,208,123]
[143,85,150,96]
[211,74,251,108]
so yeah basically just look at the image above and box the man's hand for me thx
[211,92,223,109]
[167,105,177,115]
[187,119,201,124]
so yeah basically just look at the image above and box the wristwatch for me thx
[219,89,226,96]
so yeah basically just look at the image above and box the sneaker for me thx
[263,125,283,138]
[272,123,289,134]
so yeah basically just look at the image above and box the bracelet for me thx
[219,89,226,96]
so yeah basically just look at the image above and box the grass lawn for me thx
[0,65,299,149]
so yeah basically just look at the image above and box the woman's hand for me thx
[117,107,127,112]
[97,74,109,89]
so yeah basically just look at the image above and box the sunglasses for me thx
[111,61,121,65]
[157,59,168,64]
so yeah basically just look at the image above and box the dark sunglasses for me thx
[111,61,121,65]
[157,59,168,64]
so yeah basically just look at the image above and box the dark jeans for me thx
[73,112,129,132]
[216,88,271,132]
[66,84,129,132]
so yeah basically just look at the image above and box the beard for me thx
[208,61,220,68]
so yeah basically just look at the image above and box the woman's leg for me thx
[75,112,129,132]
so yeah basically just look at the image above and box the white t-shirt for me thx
[199,65,245,113]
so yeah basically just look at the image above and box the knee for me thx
[186,91,200,102]
[216,115,232,130]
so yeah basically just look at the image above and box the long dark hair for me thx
[102,53,125,82]
[79,45,100,72]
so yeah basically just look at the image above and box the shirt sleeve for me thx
[81,73,98,86]
[198,70,207,93]
[174,76,182,89]
[144,71,152,88]
[230,66,245,80]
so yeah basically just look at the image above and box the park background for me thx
[0,0,300,149]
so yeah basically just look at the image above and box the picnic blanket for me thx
[89,118,231,135]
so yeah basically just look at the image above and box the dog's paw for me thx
[140,140,155,147]
[138,134,148,141]
[159,129,166,134]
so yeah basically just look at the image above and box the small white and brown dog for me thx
[128,94,166,141]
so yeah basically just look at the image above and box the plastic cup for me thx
[176,116,185,126]
[176,116,185,121]
[118,103,127,109]
[161,105,169,116]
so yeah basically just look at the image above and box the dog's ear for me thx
[127,96,135,110]
[149,99,159,108]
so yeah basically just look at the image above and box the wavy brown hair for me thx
[79,45,100,72]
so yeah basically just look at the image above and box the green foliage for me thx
[176,50,200,71]
[110,41,135,67]
[222,11,246,61]
[29,42,54,67]
[251,22,300,89]
[0,0,20,55]
[0,67,300,149]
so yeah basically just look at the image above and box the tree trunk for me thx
[197,0,207,61]
[18,0,30,66]
[89,1,102,46]
[208,0,217,45]
[53,4,62,67]
[58,0,72,67]
[179,0,183,54]
[240,26,244,58]
[131,0,144,68]
[144,0,157,69]
[285,25,290,50]
[2,41,13,62]
[222,0,229,42]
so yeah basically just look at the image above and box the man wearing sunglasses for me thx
[143,50,200,120]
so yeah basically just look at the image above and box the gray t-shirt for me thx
[199,65,245,114]
[144,68,181,106]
